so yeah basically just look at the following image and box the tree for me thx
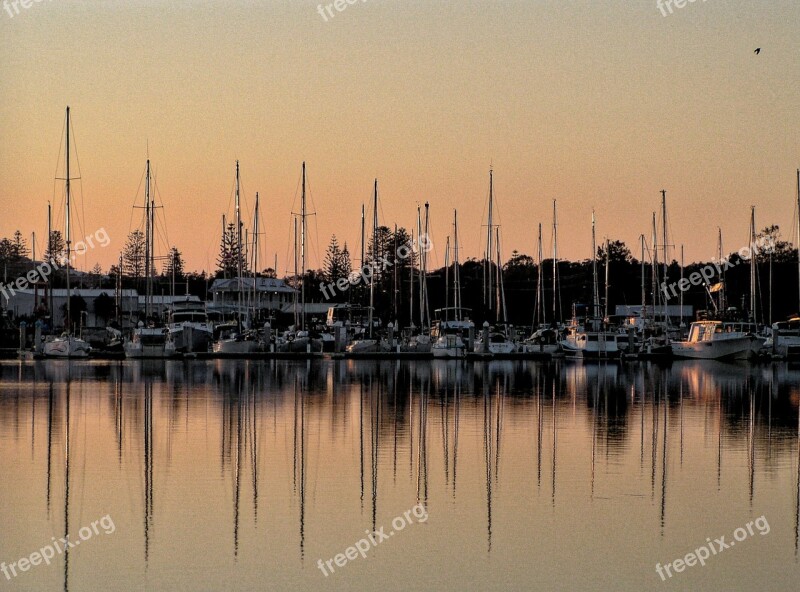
[163,246,185,280]
[44,230,66,264]
[597,240,632,264]
[217,222,246,278]
[93,292,115,325]
[11,231,29,260]
[122,230,146,279]
[323,235,345,284]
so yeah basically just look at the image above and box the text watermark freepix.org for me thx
[317,504,428,577]
[660,234,774,302]
[317,0,367,23]
[319,233,433,302]
[657,0,708,18]
[655,515,769,581]
[0,227,110,304]
[3,0,53,20]
[1,514,116,581]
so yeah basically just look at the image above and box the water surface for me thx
[1,360,798,591]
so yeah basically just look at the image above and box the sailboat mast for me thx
[591,212,599,320]
[496,227,507,324]
[680,244,685,329]
[796,169,800,312]
[65,107,72,333]
[360,203,365,309]
[661,190,668,322]
[236,161,243,329]
[368,180,377,338]
[444,237,450,320]
[640,235,646,319]
[47,202,53,316]
[144,159,152,319]
[604,238,610,320]
[423,202,430,330]
[253,192,259,316]
[552,199,559,323]
[651,212,659,313]
[718,227,726,311]
[454,209,461,321]
[293,216,298,328]
[536,223,544,327]
[301,162,307,331]
[417,205,423,328]
[750,206,757,322]
[486,168,494,314]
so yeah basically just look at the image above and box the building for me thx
[138,294,203,317]
[614,304,694,326]
[1,288,139,328]
[209,277,296,314]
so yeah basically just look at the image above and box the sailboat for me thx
[125,158,177,359]
[431,210,474,358]
[560,212,619,359]
[347,179,385,354]
[473,168,516,355]
[522,222,560,355]
[214,165,261,354]
[43,107,91,359]
[279,162,322,354]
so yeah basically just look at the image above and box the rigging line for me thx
[151,172,171,249]
[127,169,147,236]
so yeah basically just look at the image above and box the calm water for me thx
[1,359,799,591]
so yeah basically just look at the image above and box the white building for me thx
[210,277,296,313]
[1,289,139,328]
[138,294,203,317]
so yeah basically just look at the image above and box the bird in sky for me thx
[754,48,761,55]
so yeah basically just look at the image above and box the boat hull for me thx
[671,335,763,360]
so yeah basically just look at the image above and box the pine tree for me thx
[163,246,185,280]
[44,230,66,264]
[324,235,344,284]
[217,222,246,278]
[11,231,29,260]
[122,230,146,279]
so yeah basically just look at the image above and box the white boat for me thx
[43,334,91,358]
[765,317,800,358]
[561,320,620,359]
[431,308,474,359]
[559,214,619,360]
[672,320,764,360]
[124,326,177,358]
[213,333,260,354]
[473,326,517,355]
[521,327,561,355]
[168,299,214,353]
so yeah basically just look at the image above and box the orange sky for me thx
[0,1,798,275]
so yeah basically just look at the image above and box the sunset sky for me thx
[0,0,797,275]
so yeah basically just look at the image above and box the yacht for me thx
[765,316,800,358]
[211,322,260,355]
[561,317,620,359]
[168,298,214,353]
[473,324,517,355]
[125,324,177,358]
[431,308,474,359]
[672,320,763,360]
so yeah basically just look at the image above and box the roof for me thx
[210,277,297,294]
[138,295,202,305]
[7,289,138,298]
